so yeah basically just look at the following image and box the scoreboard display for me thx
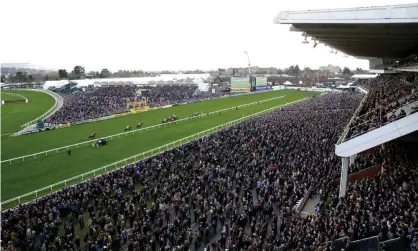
[230,76,258,92]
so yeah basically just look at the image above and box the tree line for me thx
[1,65,366,83]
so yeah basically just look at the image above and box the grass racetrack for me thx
[1,90,315,203]
[1,90,55,134]
[3,90,302,159]
[0,92,25,101]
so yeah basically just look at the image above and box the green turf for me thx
[1,90,55,134]
[0,92,26,101]
[2,90,299,159]
[1,91,314,201]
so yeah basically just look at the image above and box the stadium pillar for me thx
[339,157,349,198]
[349,154,357,166]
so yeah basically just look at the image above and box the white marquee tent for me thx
[42,74,211,90]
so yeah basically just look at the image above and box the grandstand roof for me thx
[274,4,418,59]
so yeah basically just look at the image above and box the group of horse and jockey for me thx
[87,121,144,148]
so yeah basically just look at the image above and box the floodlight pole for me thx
[244,51,251,76]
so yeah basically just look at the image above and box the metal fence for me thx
[1,95,285,165]
[328,237,349,251]
[379,237,410,251]
[1,97,306,208]
[337,93,368,144]
[348,236,380,251]
[323,236,411,251]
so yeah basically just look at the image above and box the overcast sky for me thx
[1,0,417,72]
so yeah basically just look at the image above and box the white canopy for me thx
[43,74,211,90]
[351,74,378,79]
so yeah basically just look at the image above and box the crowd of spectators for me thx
[1,93,362,251]
[283,93,363,111]
[47,85,235,124]
[383,56,418,69]
[141,86,231,107]
[6,88,417,251]
[284,140,418,250]
[347,148,383,174]
[47,87,137,124]
[345,74,418,140]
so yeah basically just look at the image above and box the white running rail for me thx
[1,97,308,208]
[1,92,28,101]
[2,95,285,165]
[20,89,62,128]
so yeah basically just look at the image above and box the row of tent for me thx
[42,74,210,90]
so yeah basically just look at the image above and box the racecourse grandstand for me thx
[3,4,418,251]
[45,85,234,125]
[276,3,418,250]
[40,73,236,125]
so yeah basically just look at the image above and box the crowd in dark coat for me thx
[141,86,231,107]
[2,93,363,251]
[288,141,418,251]
[47,87,137,124]
[47,86,232,125]
[6,90,418,251]
[346,75,418,140]
[347,148,383,174]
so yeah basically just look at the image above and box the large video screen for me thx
[257,77,267,87]
[231,77,250,89]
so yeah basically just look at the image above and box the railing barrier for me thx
[20,89,62,128]
[1,97,308,208]
[2,92,28,101]
[2,95,286,165]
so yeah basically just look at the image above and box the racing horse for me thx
[88,133,96,139]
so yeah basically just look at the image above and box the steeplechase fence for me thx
[1,97,308,209]
[2,95,285,165]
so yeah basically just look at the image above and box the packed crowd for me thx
[286,140,418,251]
[346,74,418,140]
[384,56,418,69]
[1,93,362,251]
[47,87,137,124]
[47,86,232,124]
[347,147,383,174]
[141,86,231,107]
[283,93,363,111]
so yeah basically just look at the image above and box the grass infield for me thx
[3,90,301,159]
[1,90,315,201]
[1,92,26,101]
[1,90,55,134]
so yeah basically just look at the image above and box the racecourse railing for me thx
[20,89,61,129]
[1,97,308,208]
[1,92,28,101]
[2,95,285,165]
[40,89,279,128]
[320,235,409,251]
[337,93,369,144]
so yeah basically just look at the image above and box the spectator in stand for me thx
[5,87,416,251]
[346,74,418,140]
[347,147,383,174]
[47,86,137,124]
[280,141,418,250]
[1,93,362,251]
[141,85,231,107]
[48,85,233,125]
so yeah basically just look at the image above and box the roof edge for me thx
[274,3,418,24]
